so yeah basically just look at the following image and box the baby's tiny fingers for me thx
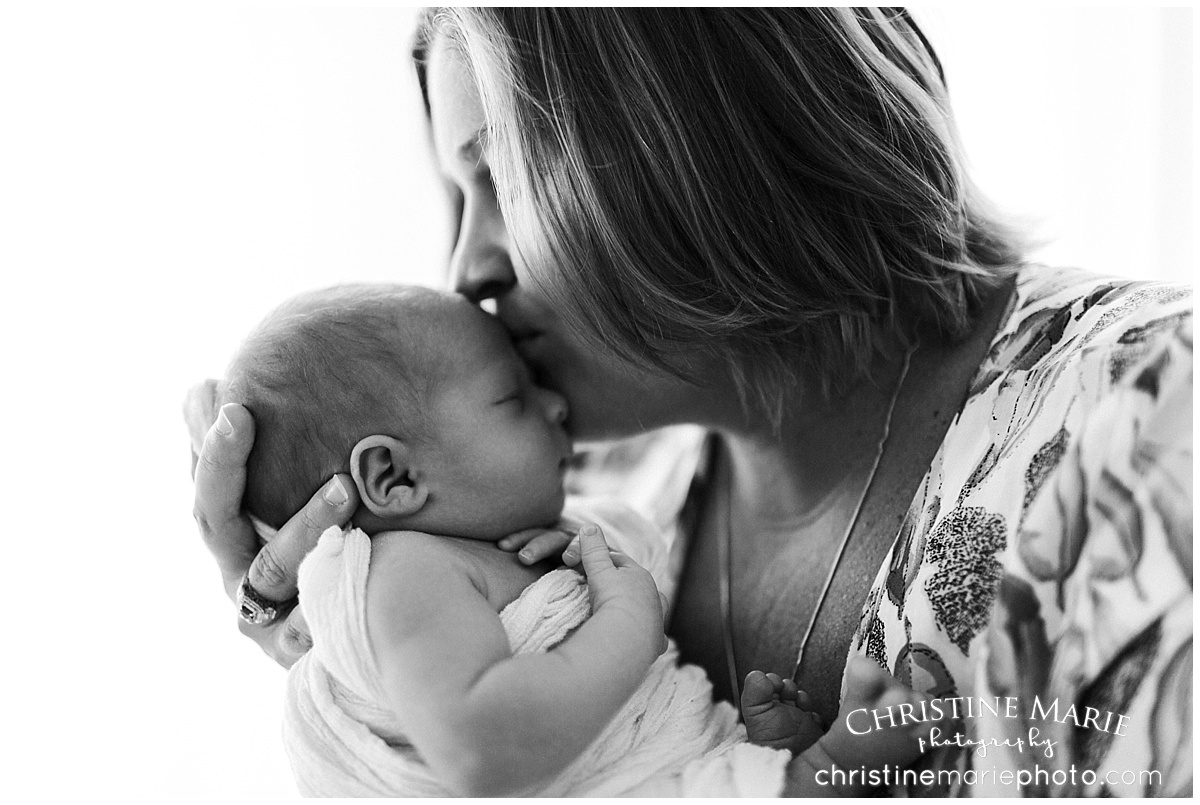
[505,528,574,565]
[562,534,582,566]
[497,527,542,551]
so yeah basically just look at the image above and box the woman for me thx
[188,9,1191,796]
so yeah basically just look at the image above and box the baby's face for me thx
[414,298,573,539]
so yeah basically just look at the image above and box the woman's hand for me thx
[187,384,359,668]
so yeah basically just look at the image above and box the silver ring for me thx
[236,574,286,626]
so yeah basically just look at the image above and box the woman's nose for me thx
[450,198,517,305]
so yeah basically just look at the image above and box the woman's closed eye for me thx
[473,167,501,213]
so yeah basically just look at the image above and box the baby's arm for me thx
[366,524,665,797]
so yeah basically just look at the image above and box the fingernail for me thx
[563,549,578,562]
[214,407,233,436]
[580,524,598,536]
[323,477,348,505]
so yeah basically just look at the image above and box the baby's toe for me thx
[741,670,777,708]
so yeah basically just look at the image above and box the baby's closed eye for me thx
[495,390,524,410]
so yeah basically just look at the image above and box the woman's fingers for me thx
[192,403,260,590]
[245,474,358,602]
[183,379,221,476]
[234,476,357,670]
[277,607,314,665]
[237,606,312,670]
[189,397,356,670]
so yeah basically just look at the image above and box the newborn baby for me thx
[221,283,942,796]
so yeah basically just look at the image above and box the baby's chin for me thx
[489,489,567,542]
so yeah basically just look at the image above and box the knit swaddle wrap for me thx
[284,521,787,797]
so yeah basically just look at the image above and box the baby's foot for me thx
[821,656,951,772]
[740,670,825,754]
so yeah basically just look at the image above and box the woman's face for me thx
[425,36,720,440]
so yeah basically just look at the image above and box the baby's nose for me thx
[541,388,568,425]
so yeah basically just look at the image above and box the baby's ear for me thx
[350,435,429,519]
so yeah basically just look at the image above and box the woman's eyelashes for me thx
[473,166,500,210]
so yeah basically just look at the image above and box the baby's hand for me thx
[496,526,575,566]
[576,523,667,658]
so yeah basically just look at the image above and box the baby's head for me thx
[221,284,572,540]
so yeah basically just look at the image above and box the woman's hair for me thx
[220,284,432,529]
[414,8,1026,420]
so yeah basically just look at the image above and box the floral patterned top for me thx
[566,265,1192,797]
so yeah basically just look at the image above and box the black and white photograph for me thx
[4,5,1192,799]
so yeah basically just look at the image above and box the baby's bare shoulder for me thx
[367,531,538,613]
[368,531,478,585]
[364,532,491,644]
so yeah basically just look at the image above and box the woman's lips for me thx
[511,329,542,344]
[513,331,549,362]
[503,317,561,389]
[497,306,542,344]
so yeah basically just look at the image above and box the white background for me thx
[1,5,1191,798]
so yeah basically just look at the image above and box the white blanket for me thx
[283,513,788,797]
